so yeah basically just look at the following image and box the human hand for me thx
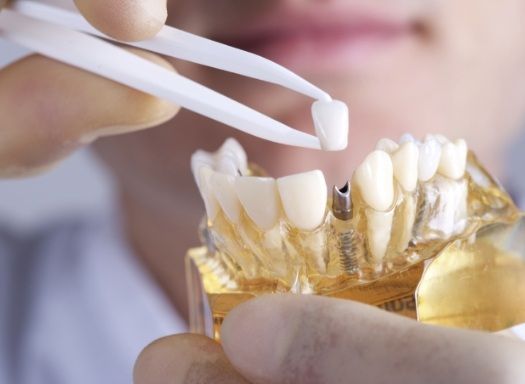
[134,295,525,384]
[0,0,178,177]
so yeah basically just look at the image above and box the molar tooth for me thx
[197,167,220,220]
[277,170,327,231]
[366,209,394,265]
[217,151,241,176]
[375,138,399,154]
[209,172,242,223]
[438,139,468,180]
[235,177,281,230]
[311,100,349,151]
[392,142,419,192]
[425,133,449,145]
[354,150,394,211]
[217,138,248,175]
[418,137,441,181]
[399,133,417,144]
[191,150,214,188]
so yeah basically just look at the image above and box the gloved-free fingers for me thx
[74,0,167,42]
[221,294,525,384]
[133,334,250,384]
[0,49,178,177]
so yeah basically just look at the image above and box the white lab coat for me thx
[0,214,186,384]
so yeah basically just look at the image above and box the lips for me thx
[214,5,419,72]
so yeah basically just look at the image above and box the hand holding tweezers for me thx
[0,0,347,150]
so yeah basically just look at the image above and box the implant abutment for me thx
[332,182,353,220]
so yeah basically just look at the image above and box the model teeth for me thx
[191,150,215,188]
[209,172,242,223]
[396,195,417,253]
[311,100,349,151]
[217,151,242,176]
[418,137,442,182]
[235,177,281,230]
[438,139,468,180]
[277,170,327,231]
[392,142,419,192]
[375,138,399,154]
[192,135,504,289]
[425,133,449,145]
[399,133,417,144]
[197,166,220,220]
[218,138,248,175]
[354,150,394,212]
[366,209,394,264]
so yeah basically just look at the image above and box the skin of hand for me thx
[134,295,525,384]
[0,0,177,177]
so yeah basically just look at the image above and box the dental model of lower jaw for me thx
[192,134,517,292]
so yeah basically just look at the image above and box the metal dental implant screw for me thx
[332,182,360,275]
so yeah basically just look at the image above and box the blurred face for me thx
[95,0,525,211]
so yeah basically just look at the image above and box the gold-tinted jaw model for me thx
[187,135,525,340]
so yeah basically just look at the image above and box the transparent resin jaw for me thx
[187,135,525,339]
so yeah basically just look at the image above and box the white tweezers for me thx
[0,0,333,149]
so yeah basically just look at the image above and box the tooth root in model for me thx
[396,194,417,253]
[277,170,328,274]
[366,208,394,270]
[234,176,289,278]
[354,150,395,269]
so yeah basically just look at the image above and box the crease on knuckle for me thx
[277,302,338,384]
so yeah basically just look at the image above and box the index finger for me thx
[74,0,167,42]
[221,295,525,384]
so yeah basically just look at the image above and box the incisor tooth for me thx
[209,172,242,223]
[197,167,220,220]
[277,170,327,231]
[375,138,399,154]
[354,150,394,211]
[418,137,441,181]
[392,142,419,192]
[235,177,281,230]
[438,139,468,179]
[366,209,394,264]
[311,100,349,151]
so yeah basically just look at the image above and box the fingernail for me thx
[221,295,299,381]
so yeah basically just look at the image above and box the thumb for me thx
[221,294,525,384]
[74,0,168,42]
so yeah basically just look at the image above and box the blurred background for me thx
[0,40,115,230]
